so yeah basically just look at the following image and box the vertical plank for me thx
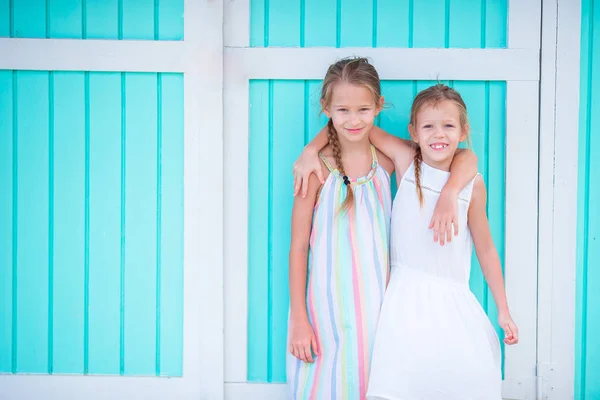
[376,0,410,48]
[0,71,13,373]
[412,0,445,48]
[305,80,328,143]
[158,73,184,377]
[158,0,184,40]
[123,73,158,375]
[0,0,10,37]
[304,0,336,47]
[379,80,413,195]
[250,0,266,46]
[87,72,122,374]
[12,0,46,37]
[16,71,49,373]
[122,0,154,40]
[339,0,373,47]
[448,0,482,48]
[85,0,119,39]
[48,0,83,38]
[247,80,270,381]
[583,4,600,389]
[486,81,506,345]
[52,72,86,373]
[267,0,301,46]
[485,0,508,48]
[453,82,487,306]
[270,81,305,382]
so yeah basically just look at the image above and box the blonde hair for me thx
[409,84,469,206]
[320,57,381,212]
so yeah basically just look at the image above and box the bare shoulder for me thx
[471,174,487,206]
[376,149,395,175]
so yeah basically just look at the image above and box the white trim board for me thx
[0,375,188,400]
[0,38,193,73]
[225,48,540,81]
[183,0,225,399]
[536,0,581,398]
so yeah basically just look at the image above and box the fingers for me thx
[503,323,519,345]
[311,335,319,356]
[316,169,325,186]
[453,216,459,236]
[293,175,301,197]
[433,220,440,243]
[445,221,452,244]
[301,177,309,198]
[303,344,314,363]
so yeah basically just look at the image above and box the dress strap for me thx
[370,145,378,167]
[318,152,336,173]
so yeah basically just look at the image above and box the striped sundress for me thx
[287,145,392,400]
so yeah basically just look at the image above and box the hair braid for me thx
[327,119,354,213]
[413,146,424,207]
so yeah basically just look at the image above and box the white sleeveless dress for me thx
[366,161,502,400]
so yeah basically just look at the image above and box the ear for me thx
[374,96,385,115]
[321,100,331,118]
[459,124,470,142]
[408,123,419,143]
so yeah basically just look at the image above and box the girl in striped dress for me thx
[287,57,394,400]
[287,58,478,399]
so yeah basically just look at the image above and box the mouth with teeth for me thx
[429,143,449,151]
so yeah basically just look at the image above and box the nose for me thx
[350,112,361,125]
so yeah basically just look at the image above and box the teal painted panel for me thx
[0,71,14,373]
[269,0,301,46]
[247,79,507,382]
[304,0,336,47]
[0,0,183,39]
[87,73,123,374]
[376,0,410,47]
[0,71,184,376]
[157,74,184,377]
[85,0,120,39]
[123,73,158,375]
[577,0,600,398]
[52,72,86,373]
[248,81,271,380]
[251,0,507,48]
[339,0,373,47]
[0,0,10,37]
[48,0,83,38]
[449,0,482,48]
[413,0,445,48]
[485,0,508,48]
[122,0,155,40]
[16,72,50,373]
[12,0,46,38]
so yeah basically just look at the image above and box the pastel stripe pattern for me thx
[286,146,391,400]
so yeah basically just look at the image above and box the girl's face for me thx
[323,82,383,144]
[409,100,468,169]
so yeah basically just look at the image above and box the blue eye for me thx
[423,124,432,129]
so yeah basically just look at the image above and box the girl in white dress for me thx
[366,84,519,400]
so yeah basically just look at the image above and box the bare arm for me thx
[288,174,322,362]
[468,176,518,345]
[429,148,479,246]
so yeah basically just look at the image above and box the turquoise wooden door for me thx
[223,0,541,398]
[0,1,225,399]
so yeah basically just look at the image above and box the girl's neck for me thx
[420,153,454,172]
[338,137,372,156]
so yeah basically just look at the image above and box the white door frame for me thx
[536,0,581,399]
[223,0,541,399]
[0,1,224,399]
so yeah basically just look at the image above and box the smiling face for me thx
[323,82,383,145]
[409,99,468,170]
